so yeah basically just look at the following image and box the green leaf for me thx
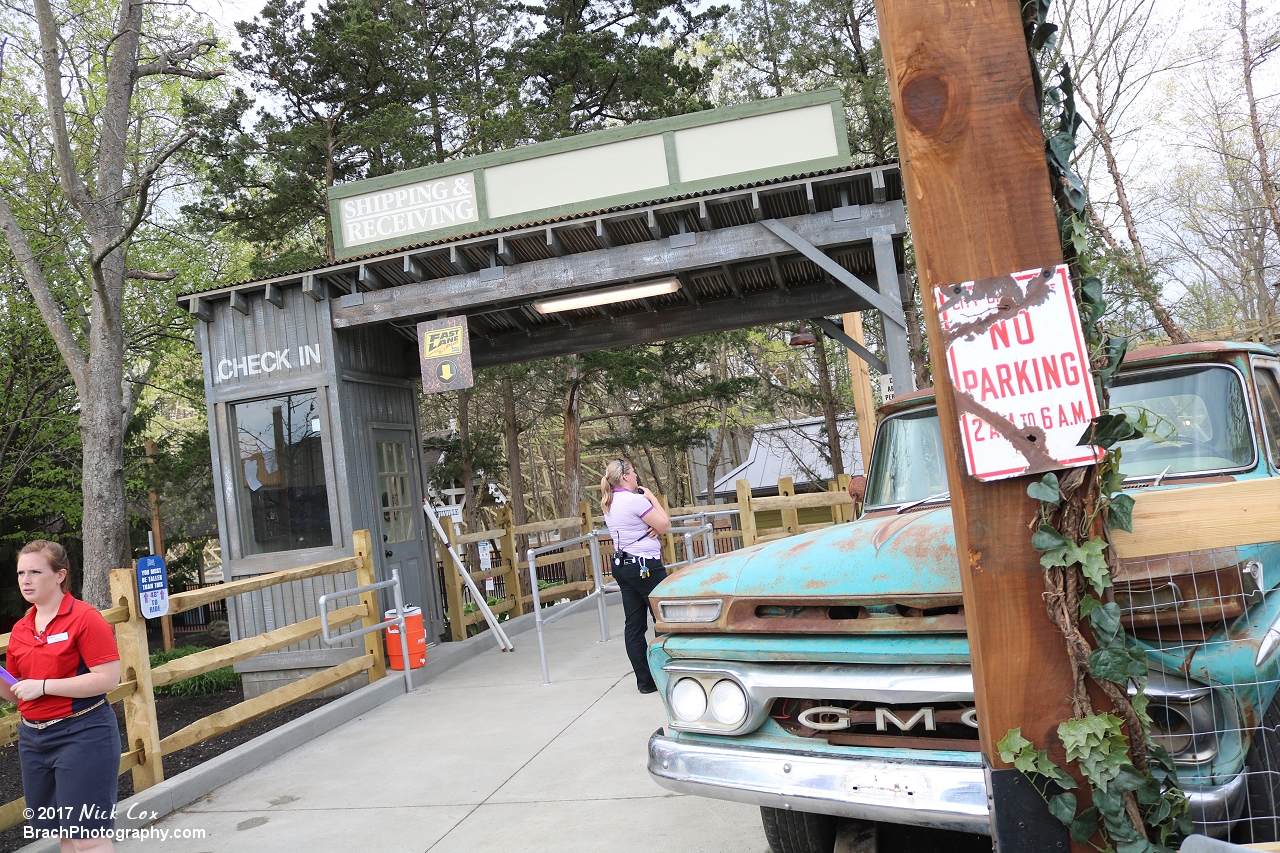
[1075,537,1112,593]
[1109,492,1136,533]
[1079,412,1139,448]
[997,728,1033,764]
[1032,524,1069,552]
[1081,277,1104,304]
[1116,840,1156,853]
[1111,765,1148,793]
[1048,791,1077,825]
[1089,646,1149,682]
[1070,806,1100,844]
[1079,594,1102,618]
[1027,472,1061,505]
[1089,601,1124,648]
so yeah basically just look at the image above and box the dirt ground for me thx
[0,687,333,853]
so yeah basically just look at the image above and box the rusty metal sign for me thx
[935,264,1103,482]
[417,317,474,395]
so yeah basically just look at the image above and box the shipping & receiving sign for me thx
[936,264,1103,482]
[417,317,474,394]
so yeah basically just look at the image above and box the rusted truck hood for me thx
[658,507,961,601]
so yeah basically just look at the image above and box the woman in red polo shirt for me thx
[1,540,121,851]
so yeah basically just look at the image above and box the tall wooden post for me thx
[143,440,174,651]
[777,476,799,536]
[734,479,757,547]
[656,493,676,565]
[352,530,387,683]
[842,312,878,474]
[440,520,468,642]
[109,568,164,791]
[497,506,525,616]
[872,0,1082,845]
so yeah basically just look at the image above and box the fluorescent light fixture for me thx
[532,278,681,314]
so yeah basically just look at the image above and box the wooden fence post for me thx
[352,530,387,683]
[656,492,676,565]
[441,520,468,642]
[109,568,164,792]
[843,311,879,475]
[833,475,851,524]
[777,476,799,536]
[735,479,757,546]
[498,506,524,617]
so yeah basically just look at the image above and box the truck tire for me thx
[760,807,836,853]
[1241,694,1280,842]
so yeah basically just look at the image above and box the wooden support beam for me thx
[843,312,878,475]
[263,282,284,307]
[675,272,700,306]
[186,296,212,322]
[332,208,904,328]
[302,274,324,301]
[777,477,799,536]
[760,219,905,326]
[358,263,386,290]
[812,316,888,375]
[768,255,790,293]
[750,190,762,222]
[403,255,426,281]
[545,227,566,257]
[496,236,519,266]
[871,168,887,203]
[647,209,664,240]
[450,245,476,273]
[873,0,1084,842]
[698,200,714,230]
[228,290,250,315]
[594,218,615,249]
[721,264,744,299]
[805,181,817,214]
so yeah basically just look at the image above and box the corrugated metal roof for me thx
[706,413,866,499]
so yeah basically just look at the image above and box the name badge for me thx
[46,632,69,644]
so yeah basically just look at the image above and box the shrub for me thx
[148,645,241,695]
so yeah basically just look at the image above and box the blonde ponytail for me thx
[600,459,629,514]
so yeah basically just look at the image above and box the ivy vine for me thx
[992,3,1194,851]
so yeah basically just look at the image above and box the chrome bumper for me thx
[648,729,991,835]
[1185,771,1248,839]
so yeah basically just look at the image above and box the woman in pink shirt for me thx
[600,459,670,693]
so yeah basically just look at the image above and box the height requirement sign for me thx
[937,265,1103,482]
[417,317,474,395]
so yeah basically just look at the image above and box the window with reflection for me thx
[865,407,948,507]
[1110,365,1255,478]
[232,392,333,555]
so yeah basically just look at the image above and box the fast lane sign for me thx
[417,317,474,395]
[936,264,1103,482]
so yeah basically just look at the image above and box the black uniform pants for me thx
[612,555,667,690]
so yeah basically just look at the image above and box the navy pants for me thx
[612,555,667,691]
[19,700,120,836]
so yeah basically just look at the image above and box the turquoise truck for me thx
[646,341,1280,851]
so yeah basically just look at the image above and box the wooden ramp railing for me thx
[0,530,386,832]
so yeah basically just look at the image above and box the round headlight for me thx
[671,678,707,722]
[1149,704,1194,756]
[708,679,747,725]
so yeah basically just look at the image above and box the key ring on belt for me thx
[21,698,107,730]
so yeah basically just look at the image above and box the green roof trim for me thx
[327,90,851,260]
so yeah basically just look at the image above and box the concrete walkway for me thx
[121,601,767,853]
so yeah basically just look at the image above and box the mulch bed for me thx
[0,684,334,853]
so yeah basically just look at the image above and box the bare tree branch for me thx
[30,0,93,215]
[133,36,223,80]
[92,129,195,263]
[126,268,177,281]
[0,195,88,394]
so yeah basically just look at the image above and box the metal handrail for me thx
[527,531,611,684]
[666,523,715,569]
[424,506,514,651]
[318,569,413,692]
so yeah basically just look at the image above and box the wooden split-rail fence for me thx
[0,530,387,833]
[439,474,859,641]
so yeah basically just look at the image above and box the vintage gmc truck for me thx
[646,342,1280,851]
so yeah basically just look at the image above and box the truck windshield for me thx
[865,407,948,507]
[1110,365,1255,478]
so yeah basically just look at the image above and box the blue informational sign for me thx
[136,555,170,619]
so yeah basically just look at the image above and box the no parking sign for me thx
[136,555,170,619]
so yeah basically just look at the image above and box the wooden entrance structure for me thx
[178,89,914,693]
